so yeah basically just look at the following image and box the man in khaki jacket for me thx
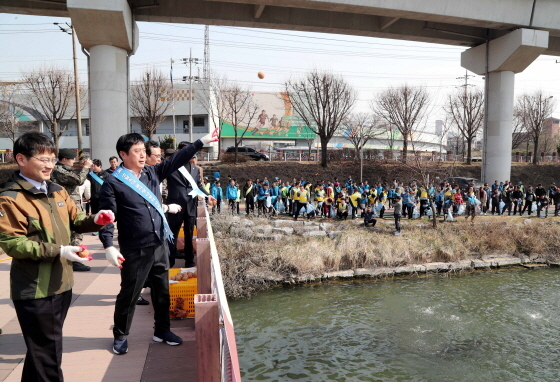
[0,132,111,381]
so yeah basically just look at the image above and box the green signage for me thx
[219,117,315,140]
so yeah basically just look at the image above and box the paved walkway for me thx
[0,234,197,382]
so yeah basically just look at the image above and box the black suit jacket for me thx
[98,140,203,251]
[166,162,209,217]
[87,170,110,200]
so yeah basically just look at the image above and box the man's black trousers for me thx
[13,289,72,382]
[167,210,197,267]
[245,197,254,214]
[113,243,170,340]
[89,198,100,215]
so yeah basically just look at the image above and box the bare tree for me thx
[343,112,385,160]
[21,66,84,151]
[372,84,429,163]
[382,122,399,160]
[285,69,357,168]
[437,117,453,158]
[444,87,484,165]
[0,83,22,142]
[222,81,260,163]
[130,68,172,139]
[511,106,528,150]
[540,131,559,157]
[515,91,555,164]
[198,72,230,160]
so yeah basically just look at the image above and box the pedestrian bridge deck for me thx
[0,233,198,382]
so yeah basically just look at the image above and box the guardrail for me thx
[194,200,242,382]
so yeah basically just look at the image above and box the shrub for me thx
[221,153,249,163]
[158,135,175,151]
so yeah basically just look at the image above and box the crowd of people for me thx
[205,176,560,233]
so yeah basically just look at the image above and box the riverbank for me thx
[212,213,560,299]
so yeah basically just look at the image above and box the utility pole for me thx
[55,22,83,151]
[182,50,200,143]
[71,26,83,152]
[456,70,474,160]
[203,25,210,83]
[170,58,177,148]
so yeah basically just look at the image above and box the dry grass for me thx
[212,214,560,299]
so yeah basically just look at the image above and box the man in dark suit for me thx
[99,130,218,355]
[166,141,213,268]
[87,159,110,216]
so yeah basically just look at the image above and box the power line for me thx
[0,23,55,26]
[141,33,458,61]
[153,22,464,52]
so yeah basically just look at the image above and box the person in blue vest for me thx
[225,179,239,215]
[86,159,110,234]
[98,129,218,356]
[402,189,416,219]
[211,181,223,214]
[362,180,370,193]
[269,179,280,215]
[387,186,396,208]
[257,182,270,216]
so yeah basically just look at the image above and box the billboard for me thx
[219,92,315,140]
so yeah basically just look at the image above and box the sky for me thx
[1,12,560,134]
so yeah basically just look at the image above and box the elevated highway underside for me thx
[2,0,560,55]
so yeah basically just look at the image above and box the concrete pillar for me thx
[461,29,549,183]
[89,45,129,161]
[68,0,137,162]
[485,71,515,183]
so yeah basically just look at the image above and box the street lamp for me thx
[54,22,83,151]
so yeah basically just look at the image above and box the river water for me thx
[230,268,560,381]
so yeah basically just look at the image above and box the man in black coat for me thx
[87,159,110,216]
[166,141,213,268]
[98,129,218,355]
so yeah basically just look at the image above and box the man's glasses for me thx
[32,156,58,165]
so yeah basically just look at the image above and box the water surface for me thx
[230,269,560,381]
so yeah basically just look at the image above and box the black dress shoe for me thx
[72,262,91,272]
[137,296,149,305]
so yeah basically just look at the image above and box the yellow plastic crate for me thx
[169,268,197,318]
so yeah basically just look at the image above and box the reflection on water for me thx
[230,269,560,381]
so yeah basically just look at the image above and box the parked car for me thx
[447,177,484,190]
[225,146,269,161]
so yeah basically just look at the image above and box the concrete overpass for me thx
[2,0,560,181]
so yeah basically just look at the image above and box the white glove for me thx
[200,127,219,145]
[105,246,125,269]
[165,203,182,214]
[60,245,90,262]
[94,210,115,225]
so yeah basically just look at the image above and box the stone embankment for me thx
[216,216,344,241]
[213,215,553,287]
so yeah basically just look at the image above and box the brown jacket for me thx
[0,172,103,300]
